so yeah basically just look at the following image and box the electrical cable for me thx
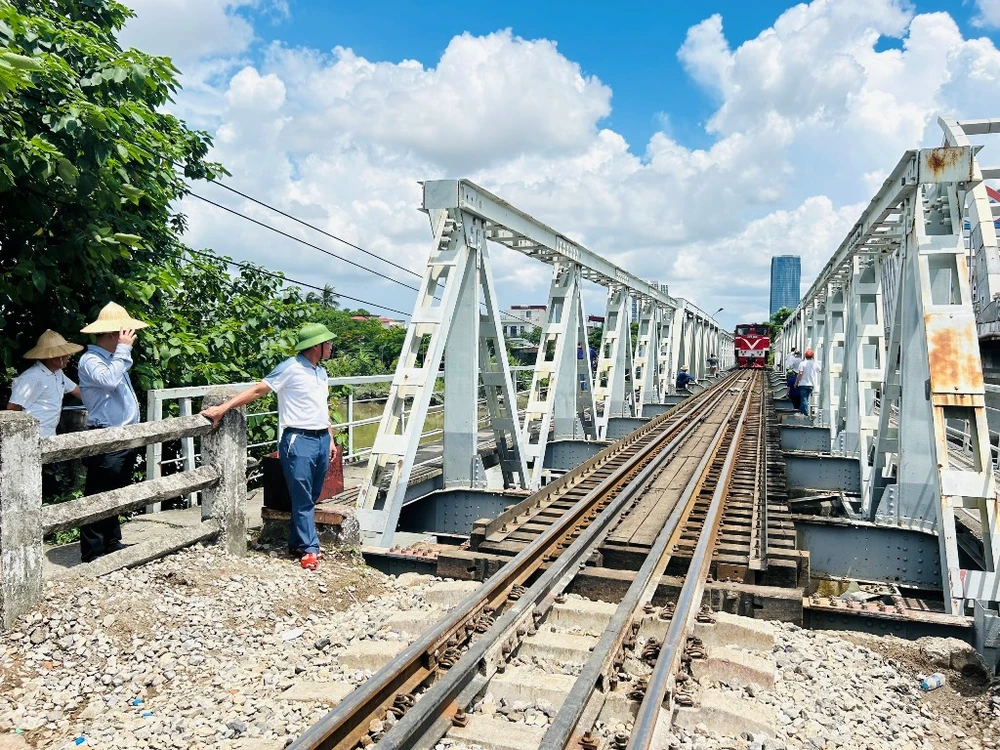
[187,191,423,295]
[144,245,411,318]
[206,178,423,281]
[182,173,544,331]
[184,248,412,318]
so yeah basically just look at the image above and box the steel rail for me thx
[372,381,751,750]
[749,374,769,571]
[539,377,753,750]
[290,376,742,750]
[479,371,745,543]
[627,381,756,750]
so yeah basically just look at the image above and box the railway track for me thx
[291,370,772,750]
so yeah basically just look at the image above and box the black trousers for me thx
[80,449,136,562]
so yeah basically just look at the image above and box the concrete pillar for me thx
[0,412,43,628]
[200,389,248,556]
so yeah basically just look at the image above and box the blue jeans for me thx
[279,429,330,555]
[798,385,813,416]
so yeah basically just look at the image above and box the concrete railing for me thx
[0,388,247,629]
[145,369,535,510]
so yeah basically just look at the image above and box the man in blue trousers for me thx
[202,322,336,570]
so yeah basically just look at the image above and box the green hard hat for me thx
[294,322,336,352]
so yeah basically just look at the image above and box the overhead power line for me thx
[187,192,423,295]
[183,247,412,318]
[206,178,423,281]
[144,245,411,318]
[181,172,543,331]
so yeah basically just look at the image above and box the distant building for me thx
[350,315,405,329]
[630,281,668,322]
[500,305,546,339]
[586,315,605,332]
[769,256,801,316]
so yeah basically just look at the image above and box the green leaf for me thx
[0,53,42,71]
[113,232,142,245]
[32,269,45,292]
[56,158,79,184]
[120,184,142,202]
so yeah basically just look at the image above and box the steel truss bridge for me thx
[348,115,1000,673]
[356,180,732,546]
[777,117,1000,639]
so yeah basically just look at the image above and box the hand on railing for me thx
[200,407,225,428]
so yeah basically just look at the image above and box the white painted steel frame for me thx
[355,207,528,546]
[522,263,596,488]
[593,287,635,437]
[357,179,728,544]
[782,141,1000,613]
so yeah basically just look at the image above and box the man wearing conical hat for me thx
[6,330,84,438]
[201,322,336,571]
[76,302,149,563]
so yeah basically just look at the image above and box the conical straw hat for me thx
[23,330,84,359]
[80,302,150,334]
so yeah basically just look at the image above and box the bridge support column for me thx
[200,389,248,556]
[594,287,634,437]
[357,204,527,546]
[0,413,42,628]
[522,263,596,488]
[840,255,885,488]
[823,285,846,442]
[633,300,662,415]
[871,182,1000,612]
[658,307,681,398]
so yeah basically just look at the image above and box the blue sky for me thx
[239,0,995,156]
[123,0,1000,326]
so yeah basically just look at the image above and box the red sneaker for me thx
[300,552,319,570]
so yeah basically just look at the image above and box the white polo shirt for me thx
[263,355,331,430]
[10,362,77,437]
[797,359,820,388]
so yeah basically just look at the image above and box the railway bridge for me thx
[2,117,1000,749]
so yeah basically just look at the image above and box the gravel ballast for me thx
[2,545,1000,749]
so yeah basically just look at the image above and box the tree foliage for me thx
[0,0,412,418]
[133,251,313,392]
[769,306,794,338]
[0,0,224,374]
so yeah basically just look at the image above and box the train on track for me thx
[734,322,770,368]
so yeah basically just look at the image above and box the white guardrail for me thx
[145,368,534,509]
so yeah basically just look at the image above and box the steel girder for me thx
[940,118,1000,337]
[593,287,635,437]
[521,263,597,488]
[633,299,662,415]
[356,207,528,546]
[781,141,1000,614]
[357,179,728,542]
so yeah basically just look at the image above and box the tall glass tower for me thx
[769,256,801,315]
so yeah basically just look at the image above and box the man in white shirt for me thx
[202,322,336,571]
[6,329,84,436]
[795,349,820,417]
[784,349,802,410]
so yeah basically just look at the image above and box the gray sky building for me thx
[769,255,801,316]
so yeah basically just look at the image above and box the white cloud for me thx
[260,31,612,173]
[973,0,1000,28]
[119,0,1000,328]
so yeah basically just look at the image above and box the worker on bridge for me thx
[707,352,719,377]
[676,366,696,393]
[795,349,820,418]
[201,322,336,571]
[784,349,802,410]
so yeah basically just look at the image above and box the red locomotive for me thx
[734,323,770,369]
